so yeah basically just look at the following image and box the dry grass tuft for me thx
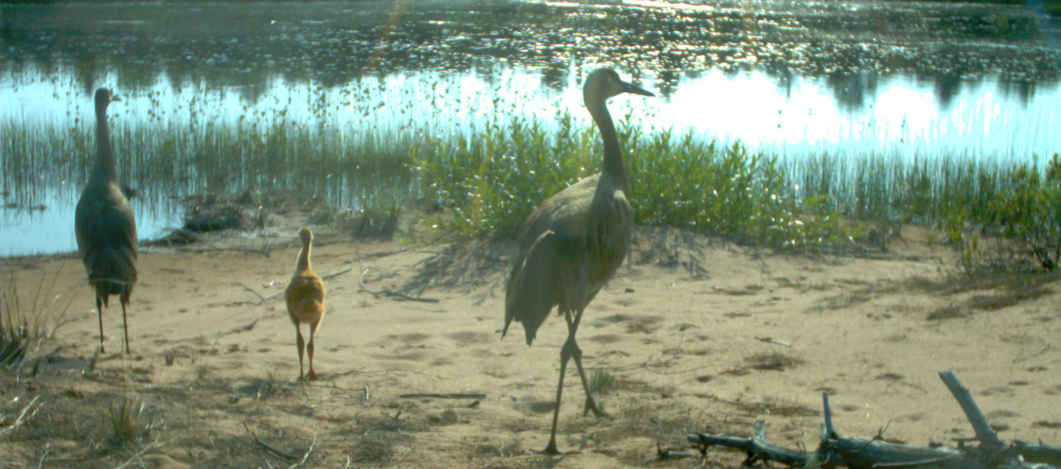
[106,396,154,447]
[0,263,76,367]
[746,351,804,371]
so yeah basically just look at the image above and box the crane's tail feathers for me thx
[85,247,137,300]
[297,299,324,316]
[89,278,132,300]
[505,231,565,346]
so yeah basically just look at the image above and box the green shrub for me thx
[417,112,596,238]
[944,154,1061,273]
[418,113,849,249]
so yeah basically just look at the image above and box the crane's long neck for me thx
[296,240,312,273]
[588,98,627,190]
[92,103,118,183]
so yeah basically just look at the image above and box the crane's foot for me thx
[583,398,608,418]
[306,371,319,381]
[539,439,562,456]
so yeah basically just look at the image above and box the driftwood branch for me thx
[688,372,1061,469]
[939,370,1003,448]
[689,420,818,467]
[1013,441,1061,466]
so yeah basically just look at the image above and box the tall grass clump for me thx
[792,148,1061,272]
[0,78,432,218]
[0,263,76,367]
[418,111,598,238]
[623,119,845,249]
[941,154,1061,273]
[418,112,848,249]
[792,152,1008,225]
[105,396,158,447]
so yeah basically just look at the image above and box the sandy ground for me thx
[2,216,1060,468]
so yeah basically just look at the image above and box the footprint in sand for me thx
[388,332,431,344]
[430,357,453,367]
[979,385,1016,397]
[625,315,664,334]
[382,350,430,361]
[522,399,556,415]
[447,331,491,346]
[895,412,927,423]
[985,409,1021,419]
[593,313,633,328]
[588,334,623,344]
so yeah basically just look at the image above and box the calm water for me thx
[2,0,1060,256]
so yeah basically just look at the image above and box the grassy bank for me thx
[416,112,1061,268]
[4,114,1059,265]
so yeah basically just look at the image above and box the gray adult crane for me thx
[75,88,138,354]
[503,67,653,455]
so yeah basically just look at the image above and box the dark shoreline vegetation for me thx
[4,113,1060,273]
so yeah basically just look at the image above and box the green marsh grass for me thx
[418,109,1060,262]
[418,110,849,248]
[3,78,1055,258]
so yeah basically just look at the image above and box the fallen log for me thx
[687,371,1060,469]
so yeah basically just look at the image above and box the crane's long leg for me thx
[295,326,306,381]
[565,306,605,417]
[544,309,577,456]
[95,295,106,354]
[120,297,131,354]
[306,319,320,381]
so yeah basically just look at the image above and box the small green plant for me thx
[163,349,178,366]
[347,193,403,240]
[587,369,616,395]
[196,363,211,382]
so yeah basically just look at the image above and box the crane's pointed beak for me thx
[621,80,654,97]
